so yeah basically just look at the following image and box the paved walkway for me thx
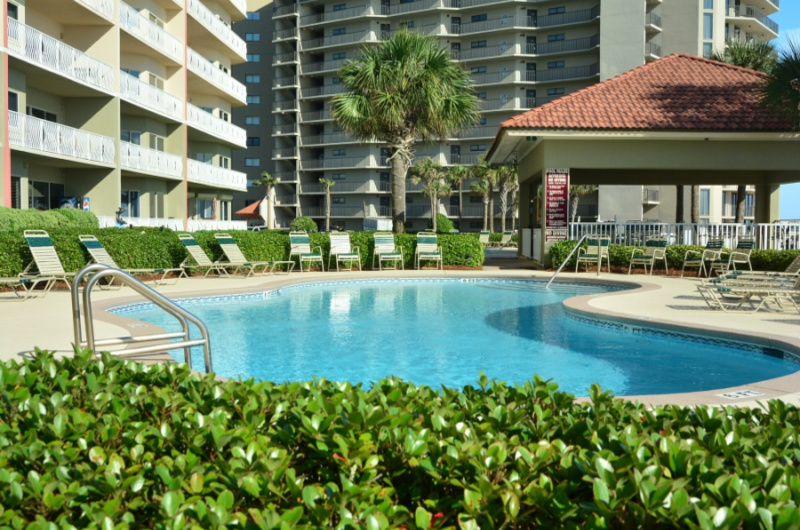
[2,261,799,407]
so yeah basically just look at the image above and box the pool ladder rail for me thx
[546,234,591,289]
[71,264,213,373]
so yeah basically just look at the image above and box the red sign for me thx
[544,168,569,242]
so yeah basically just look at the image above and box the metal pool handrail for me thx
[546,234,589,289]
[71,264,213,373]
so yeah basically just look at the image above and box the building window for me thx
[8,91,18,112]
[245,74,261,83]
[245,158,261,167]
[27,106,57,122]
[547,33,565,42]
[400,21,414,29]
[8,2,18,19]
[547,87,565,96]
[548,61,565,68]
[332,52,346,60]
[332,149,346,156]
[29,181,64,210]
[333,197,346,204]
[703,0,713,8]
[196,153,213,164]
[471,40,487,48]
[245,116,261,125]
[476,91,487,99]
[703,43,712,58]
[247,54,261,62]
[469,196,482,204]
[470,66,487,74]
[246,95,261,104]
[11,176,20,209]
[247,11,261,20]
[471,13,487,22]
[247,137,261,146]
[700,189,710,216]
[479,117,487,125]
[333,3,346,10]
[548,6,565,14]
[121,190,141,218]
[332,28,346,36]
[121,130,142,145]
[332,173,347,180]
[703,13,713,40]
[245,33,260,41]
[470,144,487,152]
[197,199,214,219]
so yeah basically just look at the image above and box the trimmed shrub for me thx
[4,348,800,528]
[427,214,454,234]
[290,216,319,233]
[0,207,98,232]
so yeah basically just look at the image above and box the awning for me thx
[236,199,263,220]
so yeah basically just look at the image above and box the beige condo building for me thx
[1,0,250,230]
[232,0,779,230]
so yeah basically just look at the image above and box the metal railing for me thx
[642,188,660,204]
[187,159,248,191]
[646,41,662,57]
[300,110,332,122]
[187,0,247,58]
[302,58,347,74]
[301,30,377,50]
[301,4,377,25]
[120,70,183,121]
[546,234,589,287]
[120,141,183,179]
[72,264,213,373]
[8,111,115,165]
[273,4,297,16]
[728,4,778,34]
[120,2,184,63]
[187,48,247,102]
[645,11,662,28]
[77,0,114,21]
[187,103,247,147]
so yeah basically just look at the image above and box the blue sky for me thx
[774,6,800,219]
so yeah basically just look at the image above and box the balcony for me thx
[302,58,347,74]
[274,124,298,135]
[388,0,439,16]
[273,75,299,89]
[273,172,298,182]
[187,103,247,147]
[306,206,369,217]
[273,52,298,66]
[273,28,299,42]
[273,147,298,159]
[479,97,520,112]
[76,0,114,21]
[273,4,298,17]
[187,0,248,60]
[300,110,332,122]
[301,84,345,98]
[301,5,385,26]
[642,188,660,205]
[120,2,183,64]
[120,71,184,121]
[727,4,779,38]
[534,34,600,55]
[7,18,114,93]
[301,30,379,51]
[300,156,375,170]
[529,63,600,82]
[454,36,600,62]
[457,6,598,35]
[187,159,247,192]
[453,43,517,62]
[446,153,482,165]
[8,110,115,165]
[646,41,661,61]
[471,71,515,86]
[645,11,662,30]
[187,48,247,103]
[302,132,367,145]
[120,141,183,179]
[273,99,299,113]
[452,125,497,140]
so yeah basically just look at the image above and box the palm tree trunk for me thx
[691,185,700,224]
[483,197,489,230]
[676,185,685,243]
[500,188,508,233]
[571,195,579,223]
[430,194,437,232]
[489,197,495,233]
[325,188,331,232]
[390,148,408,233]
[458,184,463,230]
[735,185,747,223]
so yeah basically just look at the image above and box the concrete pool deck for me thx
[2,262,799,408]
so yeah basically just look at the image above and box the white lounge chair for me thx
[214,233,294,276]
[415,232,443,270]
[289,231,324,272]
[80,234,180,285]
[328,233,361,271]
[697,277,800,313]
[372,232,404,270]
[478,231,491,247]
[178,234,230,277]
[20,230,75,293]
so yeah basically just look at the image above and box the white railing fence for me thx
[187,159,247,191]
[9,111,115,165]
[569,222,800,250]
[120,141,183,178]
[97,216,247,231]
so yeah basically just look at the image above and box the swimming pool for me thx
[115,279,800,396]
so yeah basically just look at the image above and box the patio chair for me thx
[415,232,443,270]
[328,233,361,272]
[722,254,800,282]
[0,276,35,301]
[289,231,324,272]
[575,236,611,273]
[478,231,491,247]
[214,233,294,276]
[372,232,404,270]
[696,277,800,313]
[20,230,75,293]
[80,234,180,285]
[680,238,724,277]
[709,237,755,276]
[627,236,669,275]
[178,234,231,278]
[497,231,516,248]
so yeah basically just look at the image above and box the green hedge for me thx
[0,229,485,275]
[0,206,98,232]
[549,240,800,272]
[4,349,800,528]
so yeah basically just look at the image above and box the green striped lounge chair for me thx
[80,234,180,285]
[628,236,669,275]
[20,229,74,294]
[289,231,324,272]
[178,234,230,278]
[0,275,35,301]
[575,236,611,273]
[710,237,755,276]
[478,231,491,247]
[724,254,800,282]
[681,238,724,277]
[372,232,403,271]
[214,233,294,276]
[415,232,443,270]
[328,233,361,272]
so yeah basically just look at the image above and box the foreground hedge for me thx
[3,350,800,528]
[0,229,484,275]
[550,239,800,272]
[0,206,98,232]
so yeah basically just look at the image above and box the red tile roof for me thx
[500,54,791,132]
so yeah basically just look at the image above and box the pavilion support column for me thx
[754,184,780,223]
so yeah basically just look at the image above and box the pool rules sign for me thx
[545,168,569,242]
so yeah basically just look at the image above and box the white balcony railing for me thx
[187,159,247,191]
[187,0,247,59]
[119,2,183,63]
[187,103,247,147]
[98,216,248,232]
[120,141,183,179]
[187,48,247,103]
[120,71,184,121]
[76,0,114,21]
[7,17,114,92]
[8,110,115,165]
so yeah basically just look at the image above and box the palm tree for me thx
[253,171,278,229]
[470,157,496,231]
[410,158,451,233]
[510,177,520,232]
[569,184,597,223]
[319,178,335,232]
[495,164,518,233]
[446,164,470,230]
[331,30,480,233]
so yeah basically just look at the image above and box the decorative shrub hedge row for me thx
[0,229,485,275]
[0,206,99,232]
[3,349,800,528]
[550,239,800,272]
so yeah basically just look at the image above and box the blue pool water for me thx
[116,279,799,396]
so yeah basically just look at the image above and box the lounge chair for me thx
[627,236,669,275]
[289,231,324,272]
[20,230,75,293]
[697,277,800,313]
[214,233,294,276]
[709,237,755,276]
[178,234,231,277]
[575,236,611,273]
[80,235,180,285]
[415,232,443,270]
[328,233,361,272]
[478,231,491,247]
[722,254,800,282]
[497,231,516,248]
[372,232,404,270]
[0,276,34,301]
[681,238,724,277]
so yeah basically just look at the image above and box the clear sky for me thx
[774,5,800,219]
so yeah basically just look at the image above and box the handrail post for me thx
[546,234,588,289]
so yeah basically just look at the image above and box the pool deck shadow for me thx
[2,263,799,409]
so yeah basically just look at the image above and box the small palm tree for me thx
[569,185,597,223]
[253,171,278,229]
[470,157,496,231]
[410,158,451,233]
[331,30,480,233]
[711,39,776,73]
[495,164,518,233]
[446,164,470,230]
[319,178,335,232]
[510,178,520,232]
